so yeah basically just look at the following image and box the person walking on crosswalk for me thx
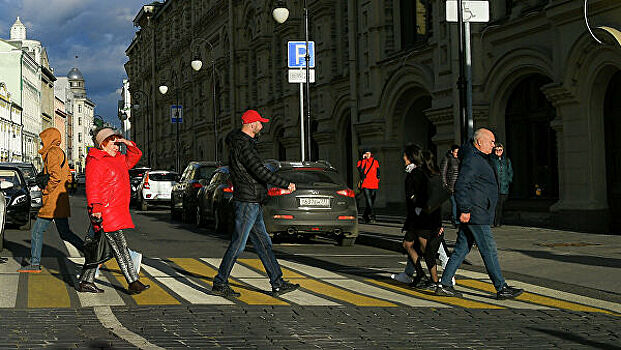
[76,127,150,294]
[436,128,523,300]
[18,128,77,273]
[212,110,300,298]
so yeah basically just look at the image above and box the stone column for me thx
[542,83,608,231]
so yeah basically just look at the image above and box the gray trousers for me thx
[79,230,138,284]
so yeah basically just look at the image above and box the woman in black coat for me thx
[402,145,444,288]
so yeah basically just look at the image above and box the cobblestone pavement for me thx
[1,306,619,349]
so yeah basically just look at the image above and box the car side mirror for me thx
[0,181,14,190]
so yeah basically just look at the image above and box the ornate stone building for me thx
[126,0,621,232]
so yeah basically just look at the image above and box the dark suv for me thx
[171,161,219,222]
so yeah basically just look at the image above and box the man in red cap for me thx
[212,109,300,298]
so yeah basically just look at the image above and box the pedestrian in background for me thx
[357,149,380,224]
[400,144,444,289]
[491,143,513,227]
[436,128,523,300]
[212,110,300,298]
[18,128,76,273]
[77,127,150,294]
[441,144,460,227]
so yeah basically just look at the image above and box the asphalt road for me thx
[0,194,619,349]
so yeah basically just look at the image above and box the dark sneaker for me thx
[17,264,41,273]
[409,275,429,289]
[76,282,104,294]
[272,281,300,297]
[435,284,462,298]
[422,280,439,291]
[497,285,523,300]
[128,281,150,295]
[211,284,241,298]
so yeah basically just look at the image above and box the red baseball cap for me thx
[242,109,270,124]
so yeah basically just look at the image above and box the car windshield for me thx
[197,166,216,180]
[129,169,147,179]
[0,170,22,190]
[277,169,343,185]
[149,173,177,181]
[17,166,35,180]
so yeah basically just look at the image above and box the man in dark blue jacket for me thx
[436,128,523,300]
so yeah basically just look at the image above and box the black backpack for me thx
[35,151,66,190]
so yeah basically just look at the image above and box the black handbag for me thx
[422,174,451,214]
[82,222,113,269]
[35,152,66,190]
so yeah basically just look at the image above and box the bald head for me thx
[473,128,496,155]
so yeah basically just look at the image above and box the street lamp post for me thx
[273,0,313,161]
[159,71,181,173]
[130,89,151,167]
[190,37,219,162]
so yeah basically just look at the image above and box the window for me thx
[78,105,82,113]
[78,133,82,142]
[401,0,429,49]
[78,117,81,126]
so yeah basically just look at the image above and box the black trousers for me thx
[494,194,509,226]
[362,188,377,221]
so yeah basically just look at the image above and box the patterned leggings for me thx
[79,230,138,284]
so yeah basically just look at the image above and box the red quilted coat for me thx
[85,142,142,232]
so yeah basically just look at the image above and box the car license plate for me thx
[299,198,330,207]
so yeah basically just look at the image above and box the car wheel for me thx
[170,202,180,221]
[19,215,31,231]
[141,198,148,211]
[195,205,206,227]
[338,237,356,247]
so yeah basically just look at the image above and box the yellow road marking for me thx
[170,258,287,305]
[457,279,615,314]
[105,260,180,305]
[239,259,396,307]
[368,280,504,309]
[28,267,71,308]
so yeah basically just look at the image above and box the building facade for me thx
[65,68,95,173]
[54,96,68,152]
[126,0,621,232]
[40,48,56,131]
[118,79,133,140]
[55,77,74,165]
[0,82,23,162]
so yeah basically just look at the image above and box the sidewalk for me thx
[356,214,621,297]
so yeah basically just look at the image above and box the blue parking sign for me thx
[288,41,315,68]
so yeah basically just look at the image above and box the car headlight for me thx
[11,194,27,206]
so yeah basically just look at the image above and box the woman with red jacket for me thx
[77,127,150,294]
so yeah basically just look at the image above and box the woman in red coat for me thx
[77,127,150,294]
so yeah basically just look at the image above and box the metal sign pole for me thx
[299,81,306,161]
[457,0,468,145]
[304,0,312,161]
[465,22,474,140]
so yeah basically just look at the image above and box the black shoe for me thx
[77,282,104,294]
[211,284,241,298]
[435,284,462,298]
[272,281,300,297]
[409,275,429,289]
[496,285,523,300]
[128,281,150,295]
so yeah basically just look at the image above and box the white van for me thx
[137,170,178,211]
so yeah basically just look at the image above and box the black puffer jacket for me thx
[440,151,460,193]
[226,129,290,203]
[402,167,442,232]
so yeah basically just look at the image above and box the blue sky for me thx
[0,0,147,127]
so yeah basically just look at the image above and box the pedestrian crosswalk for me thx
[1,256,620,315]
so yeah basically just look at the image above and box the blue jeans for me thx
[30,217,79,266]
[214,201,284,288]
[450,195,459,224]
[440,224,506,291]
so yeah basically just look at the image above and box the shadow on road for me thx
[509,249,621,269]
[527,327,621,350]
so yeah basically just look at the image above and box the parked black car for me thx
[0,162,42,215]
[0,166,32,230]
[171,161,219,222]
[129,167,150,202]
[0,180,9,251]
[195,166,234,232]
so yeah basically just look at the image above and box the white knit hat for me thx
[94,128,121,147]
